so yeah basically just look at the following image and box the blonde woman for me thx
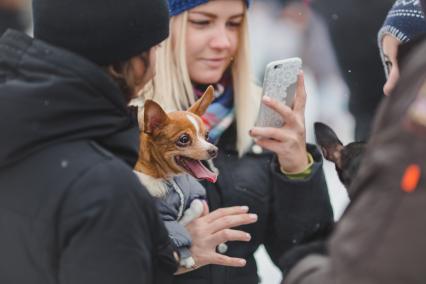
[133,0,334,283]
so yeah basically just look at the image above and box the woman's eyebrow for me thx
[229,14,244,19]
[189,11,217,18]
[189,12,244,19]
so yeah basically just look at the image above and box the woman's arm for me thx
[263,145,334,265]
[249,72,334,265]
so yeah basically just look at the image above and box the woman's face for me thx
[185,0,245,84]
[382,35,400,96]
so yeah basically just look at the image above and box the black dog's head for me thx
[314,122,365,189]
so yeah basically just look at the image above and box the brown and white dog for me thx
[134,85,218,196]
[134,86,218,268]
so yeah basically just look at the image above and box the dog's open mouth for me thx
[175,156,217,183]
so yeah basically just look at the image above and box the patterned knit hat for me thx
[378,0,426,77]
[168,0,251,16]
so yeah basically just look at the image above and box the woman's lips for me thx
[201,58,227,68]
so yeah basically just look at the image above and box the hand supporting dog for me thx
[175,203,257,274]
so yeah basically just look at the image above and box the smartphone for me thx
[255,57,302,128]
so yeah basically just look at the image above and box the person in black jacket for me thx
[0,0,257,283]
[132,0,334,283]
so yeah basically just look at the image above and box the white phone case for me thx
[255,57,302,128]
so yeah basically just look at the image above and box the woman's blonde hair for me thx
[132,6,260,156]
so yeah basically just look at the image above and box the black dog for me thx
[314,122,365,189]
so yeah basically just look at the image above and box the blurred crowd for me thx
[249,0,395,142]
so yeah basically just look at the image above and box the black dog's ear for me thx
[314,122,344,168]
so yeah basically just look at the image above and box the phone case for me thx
[255,57,302,128]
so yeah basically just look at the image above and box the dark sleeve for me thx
[58,159,177,284]
[264,144,334,266]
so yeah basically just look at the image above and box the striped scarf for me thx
[194,75,234,144]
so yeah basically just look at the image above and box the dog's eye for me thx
[205,131,210,140]
[177,134,191,147]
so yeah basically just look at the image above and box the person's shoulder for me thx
[47,140,151,207]
[57,141,154,218]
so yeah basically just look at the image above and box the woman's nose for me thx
[383,68,399,96]
[210,27,231,49]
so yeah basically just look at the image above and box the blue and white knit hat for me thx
[378,0,426,77]
[168,0,251,16]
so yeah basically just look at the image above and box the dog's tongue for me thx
[184,159,217,183]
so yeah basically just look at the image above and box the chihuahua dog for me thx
[134,86,218,268]
[314,122,365,189]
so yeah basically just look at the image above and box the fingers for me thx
[209,228,252,245]
[250,127,294,142]
[203,206,250,223]
[293,71,307,113]
[201,200,210,216]
[254,138,282,153]
[210,253,247,267]
[261,96,295,126]
[208,213,258,233]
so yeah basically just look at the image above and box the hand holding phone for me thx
[255,57,302,128]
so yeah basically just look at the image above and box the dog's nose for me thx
[208,147,218,158]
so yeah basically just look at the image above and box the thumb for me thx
[202,200,210,216]
[293,71,307,114]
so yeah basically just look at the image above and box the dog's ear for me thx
[314,122,344,168]
[188,85,215,116]
[143,100,169,135]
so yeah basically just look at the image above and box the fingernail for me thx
[249,214,258,221]
[262,96,271,103]
[239,259,247,266]
[246,233,252,240]
[240,206,249,212]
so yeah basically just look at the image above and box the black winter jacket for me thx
[173,121,334,284]
[0,30,177,284]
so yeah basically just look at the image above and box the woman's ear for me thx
[129,54,149,85]
[143,100,169,134]
[188,85,215,116]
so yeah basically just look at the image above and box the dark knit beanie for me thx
[378,0,426,77]
[168,0,251,16]
[33,0,170,66]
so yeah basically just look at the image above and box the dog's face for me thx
[314,122,365,189]
[142,86,218,182]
